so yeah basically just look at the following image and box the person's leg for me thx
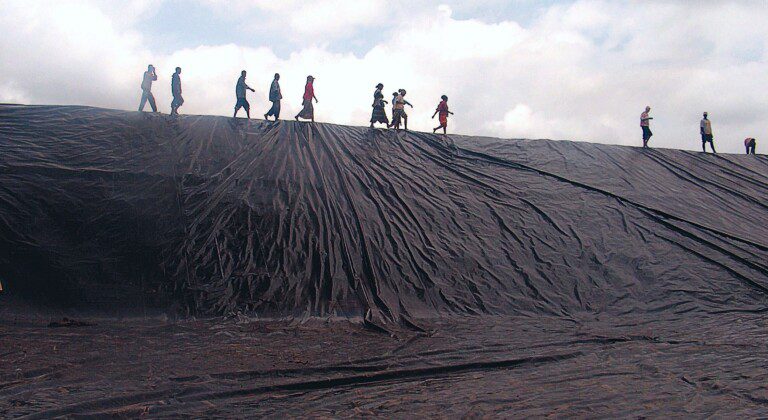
[403,114,408,130]
[442,126,447,135]
[139,91,148,111]
[148,92,157,112]
[234,102,241,118]
[711,140,716,153]
[245,102,251,119]
[702,140,706,152]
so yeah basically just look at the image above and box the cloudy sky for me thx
[1,0,766,153]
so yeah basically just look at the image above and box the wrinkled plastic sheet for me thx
[1,104,767,416]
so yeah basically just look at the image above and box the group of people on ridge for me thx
[369,84,454,133]
[641,107,758,155]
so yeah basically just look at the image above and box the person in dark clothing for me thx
[234,70,255,119]
[170,67,183,116]
[370,83,389,128]
[700,112,716,153]
[432,95,454,134]
[264,73,282,121]
[295,75,318,122]
[138,64,158,112]
[745,138,757,154]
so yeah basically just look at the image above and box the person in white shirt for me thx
[700,112,716,153]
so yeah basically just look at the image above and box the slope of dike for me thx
[0,104,766,325]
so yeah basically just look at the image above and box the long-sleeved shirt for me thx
[141,71,157,91]
[236,76,251,99]
[171,73,181,96]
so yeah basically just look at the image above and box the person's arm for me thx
[432,110,438,118]
[246,83,255,92]
[700,120,705,135]
[405,100,413,108]
[313,93,318,103]
[151,71,157,81]
[449,111,454,115]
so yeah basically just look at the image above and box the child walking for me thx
[432,95,454,134]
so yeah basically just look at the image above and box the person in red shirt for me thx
[432,95,454,134]
[295,75,318,122]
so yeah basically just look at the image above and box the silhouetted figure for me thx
[641,106,653,148]
[234,70,255,119]
[264,73,282,121]
[138,64,158,112]
[390,89,413,131]
[170,67,184,116]
[700,112,716,153]
[295,75,318,122]
[745,138,757,155]
[370,83,389,128]
[432,95,454,134]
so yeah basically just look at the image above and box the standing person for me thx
[234,70,255,119]
[391,89,413,131]
[432,95,454,134]
[745,137,757,154]
[264,73,282,121]
[295,75,318,122]
[370,83,389,128]
[700,112,716,153]
[138,64,158,112]
[170,67,184,116]
[640,106,653,148]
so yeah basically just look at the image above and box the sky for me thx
[1,0,767,153]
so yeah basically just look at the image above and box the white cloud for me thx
[2,0,768,153]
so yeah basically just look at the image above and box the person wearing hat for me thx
[640,106,653,148]
[370,83,389,128]
[138,64,158,112]
[295,75,318,122]
[264,73,282,121]
[390,89,413,131]
[700,112,716,153]
[745,137,757,155]
[234,70,256,119]
[432,95,454,134]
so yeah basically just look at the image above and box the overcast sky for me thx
[1,0,766,153]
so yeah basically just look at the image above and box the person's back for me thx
[171,73,181,95]
[236,76,247,98]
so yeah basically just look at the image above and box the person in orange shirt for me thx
[432,95,454,135]
[295,75,318,122]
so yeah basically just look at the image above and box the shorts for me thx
[439,113,448,127]
[702,133,713,143]
[642,126,652,140]
[235,97,250,111]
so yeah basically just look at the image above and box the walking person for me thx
[700,112,716,153]
[170,67,184,116]
[295,75,318,122]
[370,83,389,128]
[138,64,158,112]
[390,89,413,131]
[640,106,653,148]
[432,95,454,134]
[264,73,282,121]
[233,70,255,119]
[745,137,757,155]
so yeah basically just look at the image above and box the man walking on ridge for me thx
[264,73,282,121]
[170,67,184,116]
[640,106,653,148]
[745,137,757,155]
[700,112,716,153]
[234,70,255,119]
[138,64,158,112]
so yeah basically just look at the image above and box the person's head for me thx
[441,95,448,101]
[399,89,406,96]
[392,91,398,97]
[241,70,247,78]
[703,111,708,118]
[645,106,651,112]
[148,64,154,71]
[376,83,384,89]
[307,75,314,83]
[175,67,181,74]
[274,73,280,80]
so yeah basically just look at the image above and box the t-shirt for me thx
[141,71,156,91]
[303,82,314,101]
[700,118,712,135]
[640,111,650,127]
[437,100,449,117]
[236,76,249,99]
[171,73,181,96]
